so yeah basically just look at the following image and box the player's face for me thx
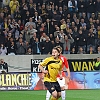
[52,49,59,59]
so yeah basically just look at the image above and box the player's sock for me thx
[46,90,51,100]
[61,90,66,100]
[50,96,57,100]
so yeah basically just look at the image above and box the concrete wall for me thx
[0,54,99,72]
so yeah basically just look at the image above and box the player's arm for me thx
[38,64,48,74]
[38,58,48,74]
[59,61,63,80]
[64,57,70,79]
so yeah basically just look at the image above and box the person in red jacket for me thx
[46,46,70,100]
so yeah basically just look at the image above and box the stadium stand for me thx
[0,0,100,55]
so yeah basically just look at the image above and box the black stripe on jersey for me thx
[45,60,60,78]
[45,60,60,70]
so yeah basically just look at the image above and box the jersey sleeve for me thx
[63,57,69,69]
[39,58,49,67]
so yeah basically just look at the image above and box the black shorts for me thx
[44,81,61,94]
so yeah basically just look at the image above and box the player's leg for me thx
[57,77,66,100]
[46,90,51,100]
[50,90,58,100]
[44,82,58,100]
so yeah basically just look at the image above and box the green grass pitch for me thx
[0,90,100,100]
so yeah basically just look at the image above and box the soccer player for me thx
[38,47,63,100]
[46,46,70,100]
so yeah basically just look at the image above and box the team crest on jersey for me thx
[51,87,54,90]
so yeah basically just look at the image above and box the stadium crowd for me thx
[0,0,100,55]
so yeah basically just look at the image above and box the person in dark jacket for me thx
[0,59,8,73]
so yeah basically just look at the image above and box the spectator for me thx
[77,46,86,54]
[16,38,27,55]
[96,46,100,54]
[70,47,76,54]
[25,17,36,29]
[76,29,86,51]
[26,47,33,55]
[63,34,74,54]
[32,38,41,54]
[78,0,86,17]
[9,0,19,18]
[0,43,7,55]
[86,0,96,19]
[0,59,8,73]
[87,46,95,54]
[3,0,10,7]
[68,0,78,14]
[87,28,96,52]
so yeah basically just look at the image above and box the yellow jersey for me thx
[40,56,62,82]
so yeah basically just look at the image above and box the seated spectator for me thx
[0,59,8,73]
[26,47,33,55]
[70,47,76,54]
[96,46,100,54]
[77,46,86,54]
[87,46,95,54]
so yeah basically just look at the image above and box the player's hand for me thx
[65,76,70,84]
[42,70,48,74]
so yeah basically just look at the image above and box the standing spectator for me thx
[86,0,96,19]
[45,19,53,36]
[41,36,52,54]
[54,37,63,52]
[68,0,78,14]
[14,6,22,21]
[78,0,86,17]
[9,0,19,18]
[3,6,10,18]
[0,43,7,55]
[96,0,100,15]
[25,17,36,29]
[40,4,48,22]
[76,29,86,51]
[21,26,30,43]
[87,28,96,52]
[3,0,10,7]
[63,34,74,54]
[28,24,37,38]
[16,38,27,55]
[8,41,16,55]
[32,38,41,54]
[80,18,86,28]
[28,0,35,17]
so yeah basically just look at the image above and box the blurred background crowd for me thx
[0,0,100,55]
